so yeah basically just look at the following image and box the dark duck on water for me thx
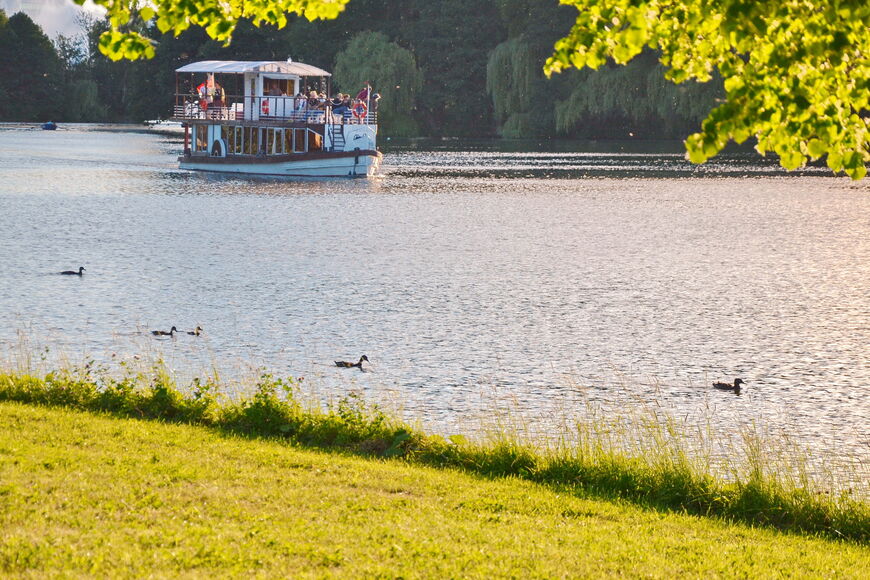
[335,355,369,369]
[60,267,85,276]
[151,326,178,337]
[713,378,745,394]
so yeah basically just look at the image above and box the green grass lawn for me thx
[1,402,867,577]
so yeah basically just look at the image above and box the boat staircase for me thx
[329,124,345,152]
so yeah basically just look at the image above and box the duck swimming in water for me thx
[187,326,203,336]
[60,267,85,276]
[151,326,178,337]
[713,378,744,393]
[335,355,369,369]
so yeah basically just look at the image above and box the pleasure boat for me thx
[171,60,381,178]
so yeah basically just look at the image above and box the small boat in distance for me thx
[170,60,381,178]
[42,121,57,130]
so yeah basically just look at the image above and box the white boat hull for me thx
[180,150,381,178]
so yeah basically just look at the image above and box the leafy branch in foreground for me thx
[73,0,350,61]
[546,1,870,179]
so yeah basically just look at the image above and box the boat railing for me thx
[171,94,378,125]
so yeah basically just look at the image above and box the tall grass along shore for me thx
[1,362,867,547]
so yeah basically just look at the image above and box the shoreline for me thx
[1,363,867,543]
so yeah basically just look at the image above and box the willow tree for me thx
[554,51,723,138]
[333,31,423,136]
[546,0,869,179]
[486,37,555,137]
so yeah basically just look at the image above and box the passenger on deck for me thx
[213,83,225,106]
[306,91,323,121]
[331,93,349,120]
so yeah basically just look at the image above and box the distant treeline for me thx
[0,1,722,138]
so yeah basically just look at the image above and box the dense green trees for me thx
[0,11,63,121]
[334,31,422,136]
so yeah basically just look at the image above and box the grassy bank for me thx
[2,402,868,577]
[0,366,868,545]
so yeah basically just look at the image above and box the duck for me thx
[335,355,369,369]
[151,326,178,337]
[186,326,203,336]
[60,266,85,276]
[713,378,744,393]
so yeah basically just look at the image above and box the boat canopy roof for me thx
[176,60,331,77]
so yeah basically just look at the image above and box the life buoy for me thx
[352,101,367,119]
[261,99,270,115]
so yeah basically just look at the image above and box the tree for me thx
[399,0,505,136]
[553,50,723,139]
[55,32,107,122]
[546,1,869,179]
[486,1,578,138]
[333,31,423,136]
[0,11,62,121]
[487,37,555,137]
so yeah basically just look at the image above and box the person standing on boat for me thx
[213,83,225,106]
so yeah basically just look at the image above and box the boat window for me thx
[222,126,232,153]
[233,127,243,154]
[283,129,293,154]
[293,129,307,153]
[259,129,268,154]
[243,127,258,155]
[195,125,208,152]
[266,128,278,155]
[309,131,322,152]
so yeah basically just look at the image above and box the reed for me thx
[0,360,866,543]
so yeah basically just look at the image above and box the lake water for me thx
[0,124,867,481]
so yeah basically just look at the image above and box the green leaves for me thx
[97,30,155,61]
[73,0,351,60]
[546,0,870,179]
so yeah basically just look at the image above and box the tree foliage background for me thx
[0,0,866,177]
